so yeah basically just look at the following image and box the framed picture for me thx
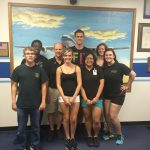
[147,57,150,72]
[0,42,9,57]
[8,3,136,84]
[144,0,150,18]
[137,23,150,52]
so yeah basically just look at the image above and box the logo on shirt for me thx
[35,73,40,78]
[93,68,97,75]
[111,70,118,73]
[73,52,86,65]
[36,61,43,68]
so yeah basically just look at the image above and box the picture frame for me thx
[144,0,150,18]
[8,3,136,84]
[137,23,150,52]
[147,57,150,72]
[0,42,9,57]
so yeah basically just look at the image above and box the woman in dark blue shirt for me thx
[81,52,104,147]
[103,48,136,145]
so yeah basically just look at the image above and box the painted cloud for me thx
[12,8,65,28]
[80,26,127,42]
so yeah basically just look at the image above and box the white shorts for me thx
[58,95,80,103]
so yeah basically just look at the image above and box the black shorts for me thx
[105,96,125,106]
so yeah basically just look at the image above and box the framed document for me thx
[144,0,150,18]
[137,23,150,52]
[147,57,150,72]
[0,42,9,57]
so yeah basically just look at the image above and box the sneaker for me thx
[30,146,42,150]
[93,137,100,147]
[116,135,124,145]
[102,132,115,141]
[71,139,78,150]
[65,139,72,150]
[47,130,55,142]
[86,137,94,147]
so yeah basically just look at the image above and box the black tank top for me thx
[61,67,77,96]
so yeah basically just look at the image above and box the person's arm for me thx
[81,87,92,105]
[70,66,82,103]
[39,82,47,111]
[121,70,136,92]
[56,67,70,105]
[92,79,104,104]
[11,81,18,111]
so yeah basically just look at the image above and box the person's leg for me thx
[92,107,102,137]
[70,102,80,139]
[103,99,112,133]
[103,99,115,140]
[30,108,40,149]
[70,101,80,150]
[48,113,55,130]
[109,102,124,145]
[55,111,63,140]
[47,113,55,142]
[56,110,63,130]
[47,87,58,141]
[82,106,94,147]
[14,108,28,150]
[83,107,92,137]
[59,102,70,139]
[59,101,72,150]
[109,103,122,134]
[56,95,63,138]
[92,104,102,147]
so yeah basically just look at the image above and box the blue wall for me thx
[0,62,149,78]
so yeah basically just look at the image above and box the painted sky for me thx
[12,6,134,68]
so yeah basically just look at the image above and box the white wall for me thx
[0,0,150,127]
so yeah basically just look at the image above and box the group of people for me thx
[11,29,136,150]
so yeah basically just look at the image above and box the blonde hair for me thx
[23,46,36,55]
[63,48,73,56]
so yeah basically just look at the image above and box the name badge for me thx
[93,69,97,75]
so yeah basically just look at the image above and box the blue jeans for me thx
[14,108,40,150]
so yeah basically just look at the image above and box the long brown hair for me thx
[103,48,118,67]
[96,43,108,56]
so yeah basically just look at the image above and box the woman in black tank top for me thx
[56,48,82,150]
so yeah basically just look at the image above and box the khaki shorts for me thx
[58,95,80,103]
[46,87,62,113]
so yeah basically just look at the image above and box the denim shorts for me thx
[81,99,103,108]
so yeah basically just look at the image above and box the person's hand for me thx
[12,102,17,111]
[64,97,71,106]
[91,97,98,104]
[86,99,92,105]
[120,84,128,95]
[69,97,75,105]
[39,102,46,111]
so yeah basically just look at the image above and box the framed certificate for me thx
[147,57,150,72]
[137,23,150,52]
[144,0,150,18]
